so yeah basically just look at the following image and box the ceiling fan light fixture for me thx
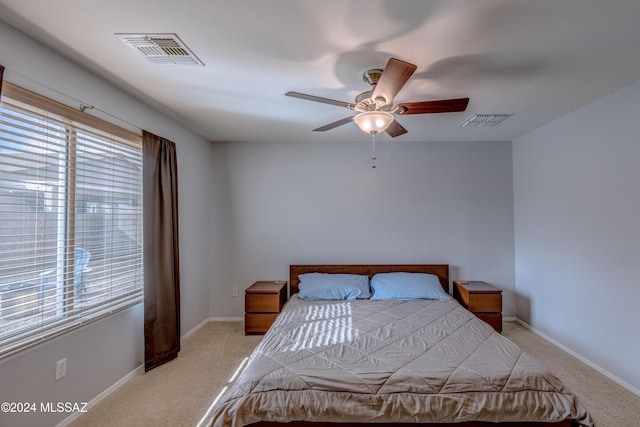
[353,111,394,134]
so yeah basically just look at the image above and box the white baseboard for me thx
[67,316,637,427]
[181,318,211,341]
[57,318,218,426]
[513,318,640,397]
[209,316,243,322]
[56,364,144,427]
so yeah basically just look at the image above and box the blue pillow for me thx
[297,273,370,300]
[370,272,449,300]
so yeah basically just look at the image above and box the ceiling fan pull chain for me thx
[371,133,377,169]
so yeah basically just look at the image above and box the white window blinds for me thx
[0,83,143,357]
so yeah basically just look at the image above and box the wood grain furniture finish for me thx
[290,264,450,295]
[244,281,287,335]
[244,265,574,427]
[453,281,503,333]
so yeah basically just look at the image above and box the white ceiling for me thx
[2,0,640,143]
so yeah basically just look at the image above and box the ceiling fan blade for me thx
[396,98,469,115]
[313,116,354,132]
[385,120,408,138]
[371,58,417,105]
[285,91,353,109]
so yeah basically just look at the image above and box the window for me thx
[0,82,143,357]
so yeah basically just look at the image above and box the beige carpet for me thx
[68,321,640,427]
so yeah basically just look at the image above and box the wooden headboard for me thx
[289,264,449,295]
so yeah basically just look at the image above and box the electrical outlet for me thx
[56,358,67,381]
[232,286,239,297]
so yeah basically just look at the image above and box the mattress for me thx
[210,296,593,426]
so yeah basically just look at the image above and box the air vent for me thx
[459,114,512,128]
[115,33,204,66]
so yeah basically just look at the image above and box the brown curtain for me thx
[142,130,181,371]
[0,65,5,100]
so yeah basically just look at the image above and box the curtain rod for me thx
[3,66,143,133]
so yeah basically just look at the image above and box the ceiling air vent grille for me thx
[459,114,512,128]
[115,33,204,66]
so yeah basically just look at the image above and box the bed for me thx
[210,264,593,427]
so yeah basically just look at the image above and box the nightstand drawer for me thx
[245,293,282,313]
[476,313,502,333]
[466,293,502,313]
[244,281,287,335]
[453,281,503,333]
[245,313,278,334]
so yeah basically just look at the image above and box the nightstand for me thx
[453,281,502,333]
[244,281,287,335]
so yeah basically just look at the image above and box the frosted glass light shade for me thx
[353,111,394,134]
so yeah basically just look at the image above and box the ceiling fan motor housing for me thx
[285,57,469,137]
[356,68,393,111]
[362,68,383,86]
[355,90,388,112]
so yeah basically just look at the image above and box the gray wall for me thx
[513,79,640,393]
[0,19,214,427]
[6,5,639,425]
[210,139,516,318]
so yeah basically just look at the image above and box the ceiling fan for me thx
[286,58,470,137]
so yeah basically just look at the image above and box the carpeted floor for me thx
[67,320,640,427]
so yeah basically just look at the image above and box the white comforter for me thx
[211,295,593,426]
